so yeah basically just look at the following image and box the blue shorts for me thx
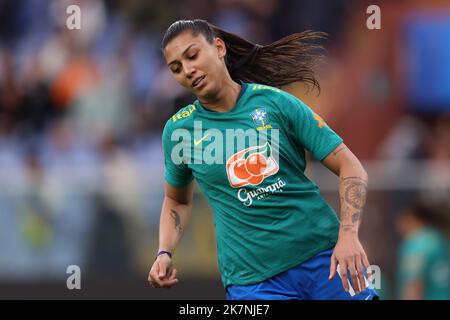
[226,247,379,300]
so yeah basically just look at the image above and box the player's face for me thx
[395,209,413,238]
[164,31,227,99]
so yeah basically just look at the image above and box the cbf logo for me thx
[250,108,272,131]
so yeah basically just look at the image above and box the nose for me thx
[183,62,196,79]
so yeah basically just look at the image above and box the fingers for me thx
[356,256,366,292]
[339,261,350,292]
[148,261,179,289]
[336,253,372,295]
[158,260,167,279]
[149,273,160,288]
[169,268,178,280]
[148,262,160,287]
[347,258,360,294]
[158,267,179,288]
[150,275,177,288]
[329,255,337,280]
[161,276,179,288]
[348,256,362,294]
[362,254,372,282]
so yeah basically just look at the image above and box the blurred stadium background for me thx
[0,0,449,299]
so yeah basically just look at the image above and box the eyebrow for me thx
[167,44,197,66]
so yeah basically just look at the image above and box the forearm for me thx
[338,163,368,237]
[158,196,193,253]
[322,145,372,290]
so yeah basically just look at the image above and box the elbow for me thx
[340,157,368,182]
[360,164,368,182]
[165,194,192,207]
[353,158,368,183]
[350,150,368,182]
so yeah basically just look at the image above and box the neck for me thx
[404,221,426,239]
[199,77,241,112]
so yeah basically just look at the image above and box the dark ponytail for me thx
[161,19,326,92]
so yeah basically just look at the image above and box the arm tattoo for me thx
[351,210,363,224]
[340,224,357,234]
[339,177,368,233]
[341,177,367,210]
[170,209,183,234]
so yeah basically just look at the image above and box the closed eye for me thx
[188,53,198,60]
[170,64,181,73]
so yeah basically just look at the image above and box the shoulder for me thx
[246,83,312,124]
[403,229,445,256]
[247,83,305,105]
[163,103,198,133]
[424,229,450,254]
[246,83,284,101]
[245,83,303,113]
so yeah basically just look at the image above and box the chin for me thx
[195,87,210,99]
[201,83,220,99]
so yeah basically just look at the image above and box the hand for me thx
[148,254,179,289]
[329,234,372,294]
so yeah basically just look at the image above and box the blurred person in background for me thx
[396,200,450,300]
[148,19,378,300]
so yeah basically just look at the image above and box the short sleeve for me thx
[278,92,343,161]
[162,121,194,188]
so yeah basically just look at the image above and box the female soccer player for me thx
[148,19,378,300]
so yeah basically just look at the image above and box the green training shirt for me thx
[162,82,343,287]
[397,227,450,300]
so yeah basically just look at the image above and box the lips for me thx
[192,75,206,88]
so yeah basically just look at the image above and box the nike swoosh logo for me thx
[194,133,210,146]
